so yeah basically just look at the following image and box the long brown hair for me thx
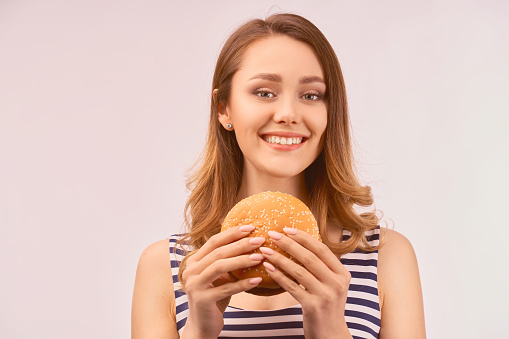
[177,13,381,271]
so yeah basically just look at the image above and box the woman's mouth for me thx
[262,135,306,145]
[260,134,308,150]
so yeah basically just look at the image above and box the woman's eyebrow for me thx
[249,73,282,82]
[299,75,325,85]
[249,73,324,85]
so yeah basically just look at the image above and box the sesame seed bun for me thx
[220,191,321,296]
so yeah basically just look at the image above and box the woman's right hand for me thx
[180,224,265,339]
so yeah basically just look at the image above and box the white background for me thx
[1,0,508,338]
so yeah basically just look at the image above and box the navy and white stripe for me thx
[169,227,380,339]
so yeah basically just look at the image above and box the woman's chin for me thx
[259,165,309,180]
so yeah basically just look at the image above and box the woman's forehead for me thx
[235,36,324,81]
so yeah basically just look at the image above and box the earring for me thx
[226,123,232,130]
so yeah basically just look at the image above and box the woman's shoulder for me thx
[378,227,419,282]
[378,227,414,253]
[134,236,186,281]
[133,238,174,297]
[376,228,426,337]
[132,238,179,338]
[138,238,173,263]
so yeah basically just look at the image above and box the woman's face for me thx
[219,35,327,181]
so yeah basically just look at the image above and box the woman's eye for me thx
[302,93,321,101]
[256,91,275,98]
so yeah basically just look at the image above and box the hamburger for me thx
[220,191,321,296]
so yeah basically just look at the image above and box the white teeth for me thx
[263,136,303,145]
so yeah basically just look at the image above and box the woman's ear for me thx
[214,89,232,130]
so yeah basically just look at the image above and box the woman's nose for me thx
[273,96,301,125]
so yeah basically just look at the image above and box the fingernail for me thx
[259,246,274,255]
[249,253,264,261]
[283,227,298,235]
[240,225,255,232]
[249,237,266,245]
[267,230,282,240]
[248,277,262,285]
[263,262,276,272]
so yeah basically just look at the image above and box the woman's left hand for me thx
[260,228,353,339]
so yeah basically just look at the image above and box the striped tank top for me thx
[169,227,381,339]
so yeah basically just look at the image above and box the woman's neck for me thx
[235,171,311,207]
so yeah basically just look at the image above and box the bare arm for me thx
[378,228,426,338]
[131,239,179,339]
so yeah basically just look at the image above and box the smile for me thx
[262,136,304,145]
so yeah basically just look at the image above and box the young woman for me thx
[132,13,425,339]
